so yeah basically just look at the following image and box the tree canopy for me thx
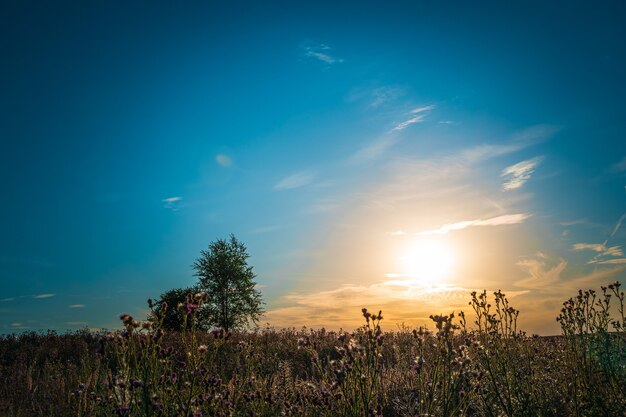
[192,234,264,332]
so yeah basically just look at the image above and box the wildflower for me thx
[119,314,133,326]
[198,344,208,354]
[186,303,199,315]
[412,356,424,373]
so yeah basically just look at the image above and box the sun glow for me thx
[399,238,455,285]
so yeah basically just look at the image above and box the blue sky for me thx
[1,1,625,334]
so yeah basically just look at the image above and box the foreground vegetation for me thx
[1,283,624,417]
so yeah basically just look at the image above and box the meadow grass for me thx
[0,282,624,416]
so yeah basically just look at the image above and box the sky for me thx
[1,1,625,335]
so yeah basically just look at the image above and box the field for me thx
[1,283,624,417]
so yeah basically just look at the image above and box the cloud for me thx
[274,171,316,190]
[1,297,15,302]
[350,105,435,163]
[351,136,400,163]
[162,196,182,210]
[347,85,404,108]
[415,213,531,235]
[10,322,23,327]
[369,86,404,108]
[300,41,343,65]
[509,124,561,146]
[573,242,624,265]
[559,219,587,226]
[265,280,527,329]
[501,156,544,191]
[33,293,55,299]
[588,258,626,265]
[609,213,626,239]
[515,251,625,292]
[572,243,623,257]
[215,154,232,167]
[391,105,435,132]
[68,304,86,308]
[515,257,568,290]
[65,321,88,326]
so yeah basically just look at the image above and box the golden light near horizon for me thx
[398,238,455,286]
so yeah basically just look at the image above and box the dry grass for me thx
[0,282,624,416]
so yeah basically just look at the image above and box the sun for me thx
[399,238,455,285]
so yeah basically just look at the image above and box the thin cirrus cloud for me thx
[33,293,55,299]
[572,242,625,265]
[514,252,626,292]
[300,40,343,65]
[414,213,532,236]
[501,156,544,191]
[369,86,404,108]
[351,105,435,163]
[572,243,623,257]
[162,196,182,210]
[215,154,232,167]
[346,85,405,108]
[68,304,86,308]
[515,255,568,290]
[391,105,435,132]
[273,171,316,190]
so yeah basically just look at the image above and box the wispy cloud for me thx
[162,196,182,210]
[266,280,527,328]
[588,258,626,264]
[369,86,403,108]
[300,41,343,65]
[65,321,87,326]
[1,297,15,302]
[609,213,626,239]
[501,156,544,191]
[33,293,55,299]
[516,252,625,292]
[215,154,232,167]
[346,85,404,108]
[351,136,400,163]
[509,124,561,146]
[391,105,434,132]
[10,322,23,328]
[573,242,626,265]
[274,171,316,190]
[572,243,623,257]
[351,105,435,163]
[415,213,531,235]
[515,256,568,290]
[68,304,86,308]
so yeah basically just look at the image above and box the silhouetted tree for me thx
[193,234,264,331]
